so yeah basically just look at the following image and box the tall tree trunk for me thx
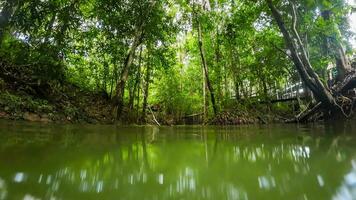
[141,56,151,122]
[128,85,135,110]
[113,30,143,120]
[129,46,143,110]
[234,81,240,100]
[266,0,335,107]
[215,27,222,105]
[229,44,241,100]
[109,64,118,98]
[112,1,156,121]
[223,65,228,99]
[197,22,218,115]
[334,42,350,81]
[103,61,109,92]
[202,61,207,121]
[135,49,143,121]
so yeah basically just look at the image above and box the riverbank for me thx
[0,84,294,125]
[0,59,311,125]
[0,60,113,124]
[0,68,298,125]
[0,87,113,124]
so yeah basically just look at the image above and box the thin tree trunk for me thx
[103,61,109,92]
[202,61,207,121]
[112,1,156,120]
[136,48,142,120]
[141,55,151,122]
[136,78,141,120]
[215,27,222,105]
[110,64,118,98]
[113,30,143,120]
[234,81,240,100]
[130,46,143,110]
[229,44,241,100]
[128,85,134,110]
[197,22,218,115]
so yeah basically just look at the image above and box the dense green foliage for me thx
[0,0,354,123]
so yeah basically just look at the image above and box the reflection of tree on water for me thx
[0,124,355,199]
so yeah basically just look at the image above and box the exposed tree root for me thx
[287,71,356,123]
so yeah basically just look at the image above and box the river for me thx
[0,120,355,199]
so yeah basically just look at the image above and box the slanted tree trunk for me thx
[113,30,143,120]
[112,1,156,121]
[266,0,335,107]
[267,0,356,121]
[192,0,217,116]
[197,21,218,115]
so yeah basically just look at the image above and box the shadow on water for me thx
[0,120,355,199]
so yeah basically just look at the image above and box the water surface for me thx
[0,120,355,200]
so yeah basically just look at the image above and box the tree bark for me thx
[266,0,335,107]
[215,28,222,105]
[112,1,156,121]
[141,55,151,122]
[129,46,143,110]
[229,44,241,100]
[197,22,218,115]
[334,42,351,81]
[113,30,143,120]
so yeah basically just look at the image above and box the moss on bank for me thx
[0,88,113,123]
[0,59,113,124]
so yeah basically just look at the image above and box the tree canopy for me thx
[0,0,355,123]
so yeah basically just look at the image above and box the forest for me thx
[0,0,355,125]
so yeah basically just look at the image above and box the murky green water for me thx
[0,120,355,200]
